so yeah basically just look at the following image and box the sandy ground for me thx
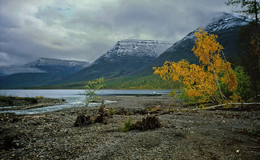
[0,95,259,160]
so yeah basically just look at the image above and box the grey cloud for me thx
[113,0,229,40]
[0,0,229,66]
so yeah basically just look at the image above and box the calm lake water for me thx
[0,89,171,115]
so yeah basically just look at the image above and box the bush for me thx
[121,116,161,132]
[131,116,161,131]
[36,96,44,99]
[74,114,92,127]
[85,78,105,105]
[234,66,253,101]
[121,118,133,132]
[94,101,107,123]
[108,109,116,116]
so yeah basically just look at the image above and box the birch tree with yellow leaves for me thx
[154,29,238,104]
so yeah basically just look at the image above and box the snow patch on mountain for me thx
[0,58,90,76]
[169,12,248,50]
[165,12,249,54]
[205,12,249,32]
[94,39,173,64]
[0,66,46,76]
[25,58,89,67]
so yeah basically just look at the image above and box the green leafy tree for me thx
[85,77,105,105]
[234,66,253,100]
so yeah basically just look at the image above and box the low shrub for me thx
[74,114,91,127]
[131,115,161,131]
[121,118,133,132]
[36,96,44,99]
[121,115,161,132]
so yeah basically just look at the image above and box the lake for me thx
[0,89,171,114]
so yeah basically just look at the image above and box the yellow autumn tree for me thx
[153,29,238,104]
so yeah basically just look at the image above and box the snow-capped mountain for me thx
[205,12,249,32]
[62,39,172,83]
[2,12,255,88]
[25,58,89,68]
[0,58,90,88]
[0,58,89,76]
[175,12,249,44]
[0,66,45,76]
[154,12,252,65]
[131,12,257,77]
[58,12,250,84]
[94,39,172,64]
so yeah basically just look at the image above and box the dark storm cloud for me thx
[0,0,229,66]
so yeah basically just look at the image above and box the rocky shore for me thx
[0,96,65,111]
[0,95,259,159]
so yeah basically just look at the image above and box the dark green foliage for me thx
[121,118,133,132]
[108,109,116,116]
[234,66,254,101]
[218,65,253,101]
[226,0,260,97]
[105,74,181,89]
[235,24,260,97]
[47,74,181,89]
[175,89,198,105]
[61,55,156,84]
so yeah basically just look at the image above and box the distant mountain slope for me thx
[0,58,90,88]
[2,12,256,89]
[0,58,89,76]
[132,12,254,76]
[42,12,255,89]
[61,39,172,83]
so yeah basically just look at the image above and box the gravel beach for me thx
[0,95,259,159]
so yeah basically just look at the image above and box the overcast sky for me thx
[0,0,231,66]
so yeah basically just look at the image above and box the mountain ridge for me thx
[0,58,90,88]
[59,39,173,83]
[0,58,89,76]
[100,12,258,88]
[1,12,256,89]
[130,12,251,77]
